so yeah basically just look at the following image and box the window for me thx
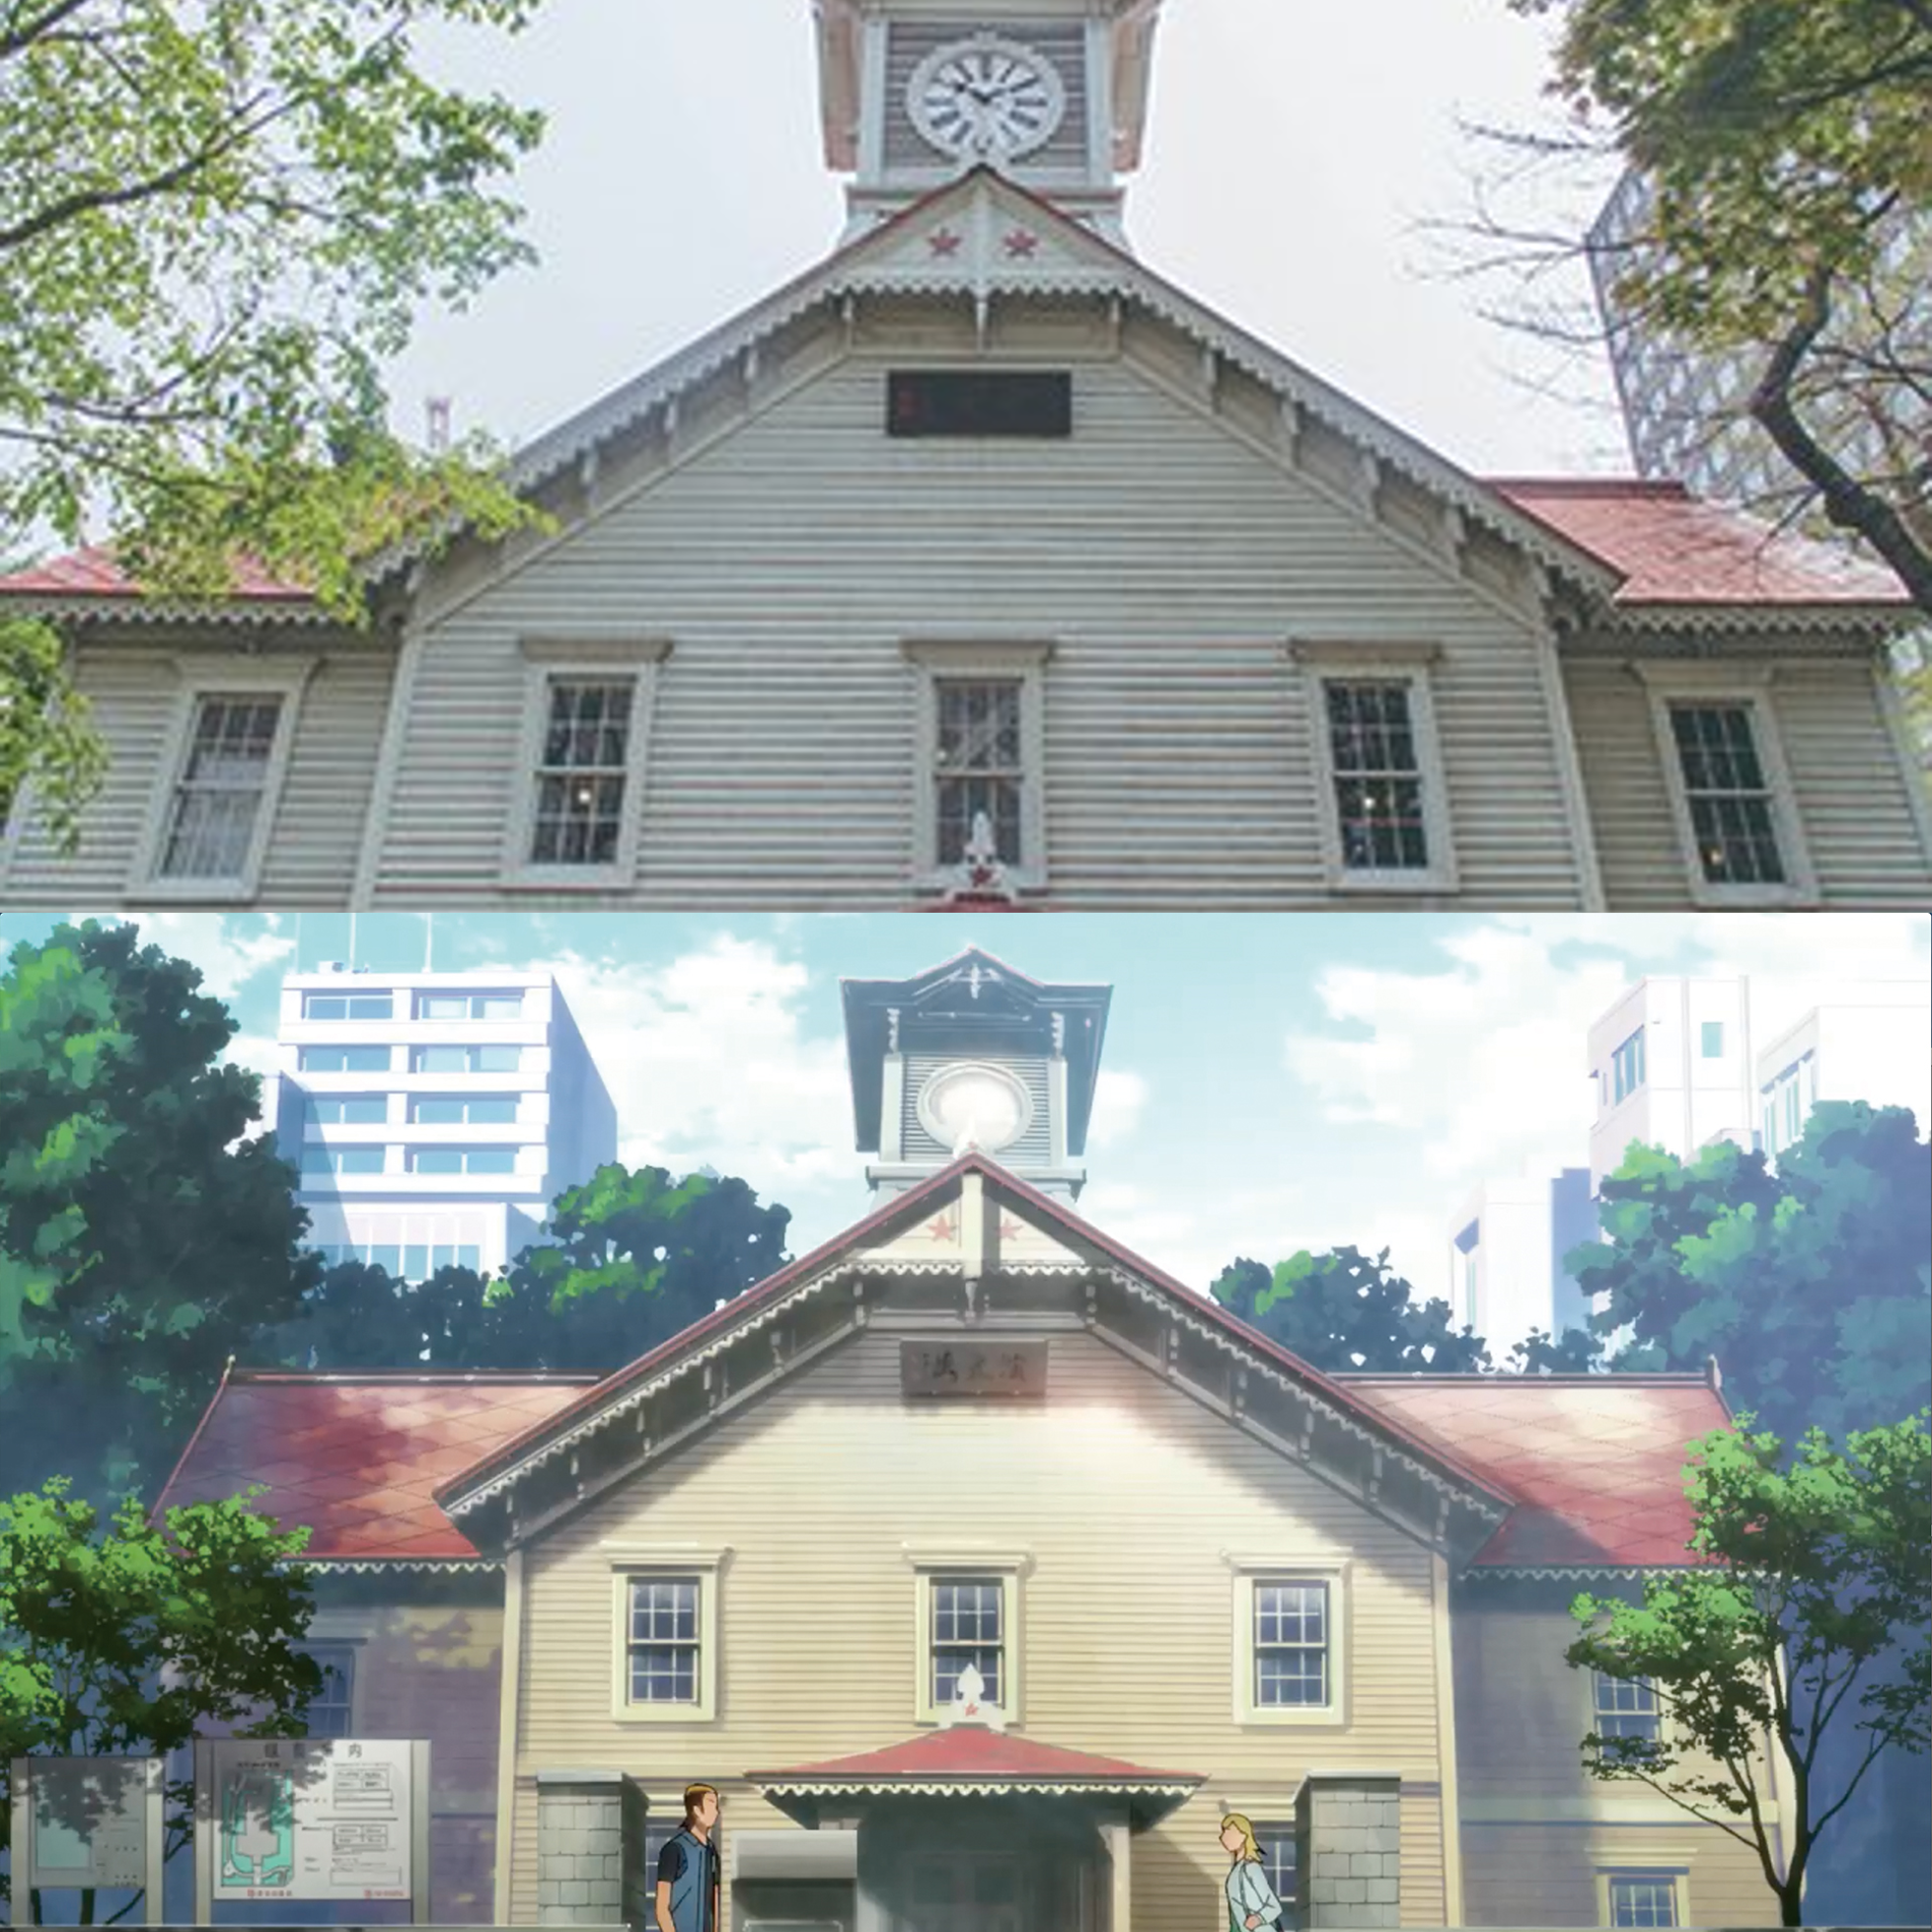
[1782,1070,1802,1142]
[930,1577,1004,1708]
[1250,1822,1299,1931]
[409,1148,517,1175]
[1602,1872,1685,1928]
[609,1552,724,1722]
[313,1240,479,1274]
[410,1095,518,1125]
[416,991,523,1020]
[1761,1097,1777,1154]
[1636,665,1815,905]
[301,1147,386,1176]
[307,1095,387,1125]
[887,371,1073,439]
[1228,1558,1347,1726]
[411,1044,522,1074]
[1700,1020,1724,1059]
[1293,644,1456,893]
[1611,1027,1646,1104]
[304,992,393,1021]
[907,642,1050,892]
[298,1644,356,1739]
[301,1045,391,1074]
[155,696,282,881]
[1593,1670,1662,1743]
[1669,706,1786,885]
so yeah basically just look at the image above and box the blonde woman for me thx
[1218,1814,1285,1932]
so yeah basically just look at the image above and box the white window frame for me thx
[605,1546,727,1724]
[904,1544,1029,1727]
[131,657,319,901]
[503,637,671,891]
[1589,1667,1670,1752]
[904,640,1052,896]
[1633,662,1817,907]
[295,1639,360,1740]
[1225,1553,1349,1728]
[1289,642,1458,895]
[1597,1865,1692,1928]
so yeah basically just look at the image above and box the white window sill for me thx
[126,875,261,904]
[499,865,635,893]
[1235,1704,1349,1729]
[1328,867,1459,895]
[1685,881,1816,909]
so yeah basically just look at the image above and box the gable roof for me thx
[1490,479,1908,614]
[1337,1372,1733,1570]
[0,544,324,626]
[747,1725,1203,1796]
[429,1151,1519,1529]
[150,1369,599,1568]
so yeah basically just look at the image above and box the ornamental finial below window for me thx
[942,809,1016,904]
[938,1660,1007,1732]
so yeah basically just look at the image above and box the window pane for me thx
[159,698,281,879]
[413,1046,467,1073]
[457,1244,480,1271]
[466,1097,518,1124]
[1595,1672,1661,1742]
[473,995,522,1018]
[532,682,633,868]
[418,994,469,1019]
[1609,1876,1680,1928]
[338,1148,385,1174]
[935,681,1022,771]
[402,1245,429,1281]
[936,776,1023,866]
[412,1150,464,1174]
[475,1045,522,1072]
[1700,1021,1724,1058]
[1670,705,1786,885]
[369,1244,401,1276]
[465,1149,516,1174]
[412,1098,466,1124]
[1252,1823,1298,1925]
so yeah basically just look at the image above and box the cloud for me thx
[100,912,296,1003]
[535,934,852,1194]
[1086,1069,1149,1149]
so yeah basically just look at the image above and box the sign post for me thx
[9,1756,166,1924]
[193,1738,431,1924]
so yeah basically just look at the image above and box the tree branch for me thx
[0,0,94,62]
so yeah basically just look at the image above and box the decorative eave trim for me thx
[0,595,335,630]
[283,1557,504,1574]
[1581,602,1911,636]
[750,1778,1202,1798]
[1459,1564,1708,1582]
[1100,1267,1510,1521]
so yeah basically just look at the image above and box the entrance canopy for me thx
[747,1724,1203,1827]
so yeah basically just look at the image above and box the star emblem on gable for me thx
[1002,230,1040,260]
[927,228,964,259]
[925,1212,957,1242]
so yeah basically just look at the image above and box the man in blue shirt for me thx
[654,1784,721,1932]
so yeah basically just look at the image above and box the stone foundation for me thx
[1296,1772,1401,1929]
[534,1769,649,1927]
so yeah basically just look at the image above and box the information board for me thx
[193,1737,429,1918]
[9,1756,163,1910]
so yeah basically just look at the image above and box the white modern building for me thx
[1755,987,1931,1160]
[265,967,618,1278]
[1586,976,1757,1195]
[1447,1166,1596,1357]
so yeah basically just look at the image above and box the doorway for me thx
[903,1852,1021,1932]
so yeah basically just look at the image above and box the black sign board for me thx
[901,1340,1049,1396]
[887,371,1073,438]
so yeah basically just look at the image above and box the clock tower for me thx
[814,0,1165,242]
[842,949,1112,1198]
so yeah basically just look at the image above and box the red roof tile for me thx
[152,1372,599,1560]
[748,1726,1202,1788]
[1487,479,1907,607]
[0,544,312,601]
[1340,1375,1733,1567]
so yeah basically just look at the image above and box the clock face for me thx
[917,1061,1033,1155]
[907,36,1068,164]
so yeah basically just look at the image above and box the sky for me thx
[5,910,1925,1332]
[382,0,1631,478]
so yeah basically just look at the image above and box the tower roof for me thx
[842,948,1111,1153]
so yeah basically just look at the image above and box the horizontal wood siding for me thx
[1560,644,1932,908]
[1463,1821,1778,1927]
[512,1327,1448,1932]
[1,638,393,907]
[369,308,1586,909]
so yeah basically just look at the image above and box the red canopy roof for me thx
[1488,479,1906,607]
[0,544,312,601]
[151,1371,599,1561]
[1341,1374,1732,1568]
[748,1725,1202,1792]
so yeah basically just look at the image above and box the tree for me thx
[0,0,553,852]
[1568,1410,1931,1927]
[0,922,321,1505]
[0,1477,326,1926]
[265,1163,794,1373]
[1572,1103,1932,1446]
[1511,0,1932,609]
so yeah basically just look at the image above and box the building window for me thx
[1761,1097,1777,1154]
[313,1240,480,1274]
[411,1044,522,1074]
[609,1555,722,1722]
[1611,1027,1646,1104]
[1700,1020,1724,1058]
[1782,1070,1802,1143]
[1324,682,1430,872]
[1668,705,1786,886]
[155,696,283,881]
[304,992,393,1021]
[1250,1823,1299,1930]
[907,642,1050,891]
[410,1095,518,1125]
[1294,645,1456,893]
[298,1644,356,1739]
[300,1045,391,1074]
[416,991,524,1020]
[301,1147,386,1176]
[886,370,1074,439]
[527,678,635,867]
[1603,1872,1684,1928]
[1229,1560,1347,1726]
[930,1576,1004,1708]
[1593,1670,1662,1743]
[307,1096,388,1125]
[409,1147,517,1175]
